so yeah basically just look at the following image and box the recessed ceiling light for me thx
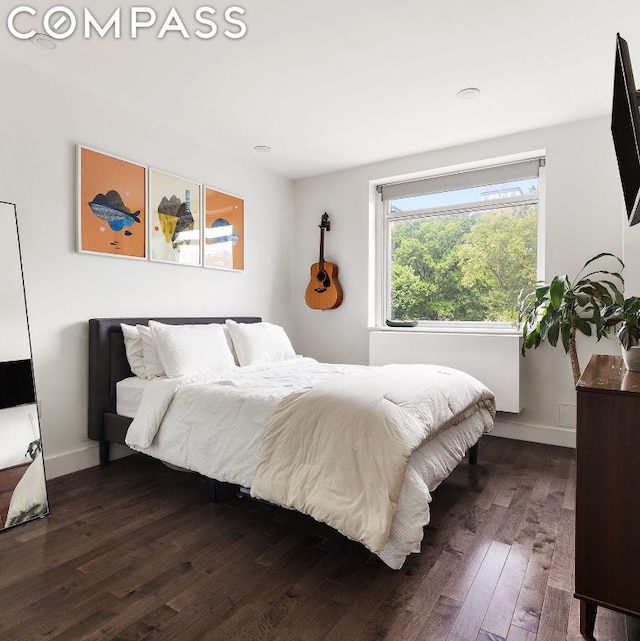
[253,145,272,153]
[457,87,481,100]
[32,33,57,50]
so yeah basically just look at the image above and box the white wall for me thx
[0,55,293,477]
[292,116,628,447]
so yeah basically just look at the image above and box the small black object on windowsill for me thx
[386,319,418,328]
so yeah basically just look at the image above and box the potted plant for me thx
[519,252,625,385]
[602,296,640,371]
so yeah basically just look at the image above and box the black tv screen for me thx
[0,359,35,409]
[612,33,640,226]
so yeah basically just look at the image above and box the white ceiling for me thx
[2,0,640,179]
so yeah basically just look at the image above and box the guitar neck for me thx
[317,212,330,269]
[318,228,325,268]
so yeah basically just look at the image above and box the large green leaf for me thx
[619,325,632,350]
[547,318,560,346]
[623,297,640,313]
[575,292,591,307]
[579,252,625,272]
[581,269,624,283]
[591,304,603,338]
[549,276,566,309]
[576,317,593,336]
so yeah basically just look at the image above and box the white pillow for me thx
[120,324,147,379]
[136,324,166,378]
[225,320,296,366]
[223,325,239,365]
[149,321,236,378]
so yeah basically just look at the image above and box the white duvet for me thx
[126,357,495,568]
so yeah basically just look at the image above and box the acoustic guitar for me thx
[305,213,343,310]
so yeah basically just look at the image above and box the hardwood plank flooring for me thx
[0,436,638,641]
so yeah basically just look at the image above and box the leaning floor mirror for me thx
[0,201,48,529]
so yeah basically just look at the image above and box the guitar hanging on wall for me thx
[305,212,343,310]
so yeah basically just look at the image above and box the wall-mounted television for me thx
[612,33,640,226]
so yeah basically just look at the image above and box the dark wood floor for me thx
[0,436,638,641]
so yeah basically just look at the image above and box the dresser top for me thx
[577,354,640,394]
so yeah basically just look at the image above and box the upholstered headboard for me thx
[88,316,261,464]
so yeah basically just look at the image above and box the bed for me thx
[88,317,495,569]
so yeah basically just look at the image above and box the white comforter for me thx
[126,358,495,568]
[127,358,354,485]
[251,364,495,554]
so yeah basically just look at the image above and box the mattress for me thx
[116,376,154,418]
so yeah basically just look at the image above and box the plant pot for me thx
[621,344,640,371]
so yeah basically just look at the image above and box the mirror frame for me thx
[0,200,49,530]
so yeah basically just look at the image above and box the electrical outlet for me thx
[558,403,576,427]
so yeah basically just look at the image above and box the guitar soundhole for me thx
[317,270,331,288]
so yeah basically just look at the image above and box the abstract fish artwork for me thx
[147,169,201,265]
[88,190,141,233]
[78,146,147,258]
[156,193,195,246]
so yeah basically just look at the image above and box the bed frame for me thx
[88,317,261,465]
[88,315,478,470]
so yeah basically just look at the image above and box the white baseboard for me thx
[489,418,576,448]
[43,442,134,479]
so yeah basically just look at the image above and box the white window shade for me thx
[379,158,543,201]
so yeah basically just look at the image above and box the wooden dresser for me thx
[575,354,640,636]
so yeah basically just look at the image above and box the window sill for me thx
[369,324,521,336]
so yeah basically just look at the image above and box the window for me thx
[377,157,544,326]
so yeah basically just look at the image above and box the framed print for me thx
[148,169,202,266]
[77,146,147,258]
[203,187,244,271]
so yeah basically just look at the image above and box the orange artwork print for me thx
[78,147,146,258]
[204,187,244,270]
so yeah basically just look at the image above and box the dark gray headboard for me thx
[88,317,261,459]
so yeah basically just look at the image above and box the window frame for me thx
[374,155,546,331]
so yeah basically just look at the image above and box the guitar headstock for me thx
[320,212,331,232]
